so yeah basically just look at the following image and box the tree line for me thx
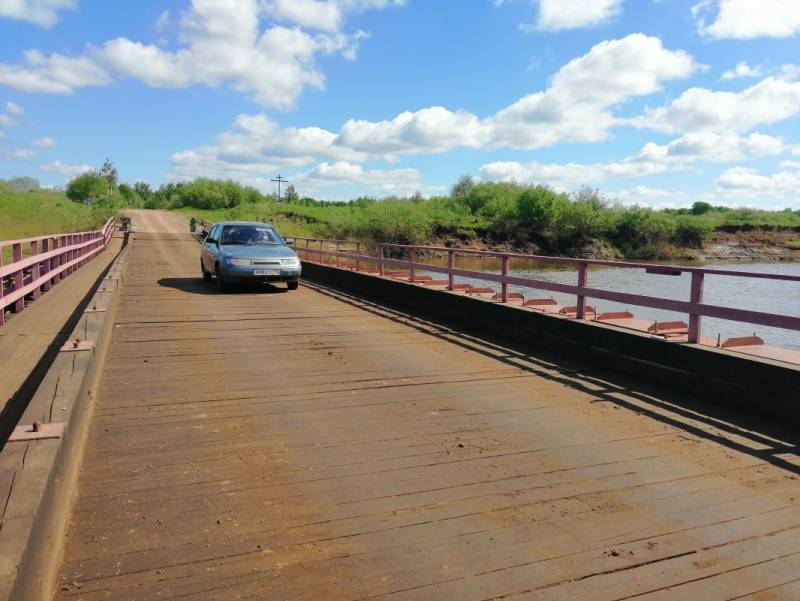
[5,163,798,259]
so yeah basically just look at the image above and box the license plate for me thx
[254,269,280,276]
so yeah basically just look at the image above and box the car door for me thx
[201,225,219,271]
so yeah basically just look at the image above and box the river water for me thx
[415,257,800,350]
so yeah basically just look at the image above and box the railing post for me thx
[55,236,64,283]
[66,235,73,275]
[378,245,385,277]
[31,240,41,300]
[576,262,588,319]
[409,248,416,282]
[448,250,455,290]
[41,238,51,291]
[12,242,23,313]
[355,242,361,272]
[688,271,704,343]
[319,239,324,264]
[336,240,341,268]
[501,255,509,303]
[0,244,4,325]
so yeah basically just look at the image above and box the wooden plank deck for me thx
[56,223,800,600]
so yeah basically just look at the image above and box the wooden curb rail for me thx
[0,239,132,601]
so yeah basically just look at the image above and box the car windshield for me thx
[220,225,283,245]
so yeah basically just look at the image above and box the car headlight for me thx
[280,257,300,267]
[228,258,252,267]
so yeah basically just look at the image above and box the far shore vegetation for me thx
[2,165,800,261]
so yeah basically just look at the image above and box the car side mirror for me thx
[206,237,217,245]
[285,238,294,246]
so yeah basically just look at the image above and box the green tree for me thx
[2,176,40,192]
[285,184,299,203]
[134,181,152,200]
[516,185,568,233]
[100,158,118,187]
[463,182,522,215]
[451,175,474,198]
[690,201,712,215]
[66,170,109,204]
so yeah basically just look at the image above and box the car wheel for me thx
[215,264,227,291]
[287,280,299,291]
[201,261,212,282]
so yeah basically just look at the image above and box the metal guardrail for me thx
[289,236,800,345]
[0,217,116,326]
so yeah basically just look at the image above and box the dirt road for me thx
[55,226,800,600]
[125,209,189,235]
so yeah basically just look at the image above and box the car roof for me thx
[215,221,275,228]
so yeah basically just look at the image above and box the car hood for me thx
[219,245,298,260]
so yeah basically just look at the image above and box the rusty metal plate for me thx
[8,422,65,442]
[60,339,94,352]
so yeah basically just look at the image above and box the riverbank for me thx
[421,228,800,263]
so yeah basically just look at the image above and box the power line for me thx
[270,175,288,201]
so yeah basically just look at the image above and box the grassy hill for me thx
[0,186,111,242]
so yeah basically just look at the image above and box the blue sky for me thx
[0,0,799,207]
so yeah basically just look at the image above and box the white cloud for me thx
[4,100,23,114]
[612,185,675,207]
[635,132,785,163]
[294,161,426,196]
[170,33,699,184]
[631,77,800,134]
[0,113,13,126]
[0,0,75,27]
[7,148,35,158]
[169,113,369,181]
[716,165,800,201]
[263,0,344,31]
[479,157,666,190]
[154,9,170,31]
[0,50,111,94]
[338,106,490,154]
[0,0,398,108]
[479,131,785,190]
[488,34,696,149]
[32,136,57,147]
[694,0,800,39]
[498,0,623,32]
[337,34,696,155]
[533,0,622,31]
[0,131,5,139]
[39,159,91,176]
[720,61,762,80]
[263,0,405,32]
[779,64,800,80]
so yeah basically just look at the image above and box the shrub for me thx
[66,171,111,203]
[610,208,675,256]
[672,218,711,248]
[516,185,569,233]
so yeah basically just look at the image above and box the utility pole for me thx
[270,174,288,201]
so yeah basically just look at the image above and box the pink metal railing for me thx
[0,217,115,326]
[289,236,800,344]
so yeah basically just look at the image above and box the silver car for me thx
[200,221,301,291]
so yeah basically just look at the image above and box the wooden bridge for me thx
[1,211,799,600]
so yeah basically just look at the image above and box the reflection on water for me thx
[417,256,800,350]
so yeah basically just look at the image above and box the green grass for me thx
[787,240,800,250]
[0,188,111,241]
[0,186,115,262]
